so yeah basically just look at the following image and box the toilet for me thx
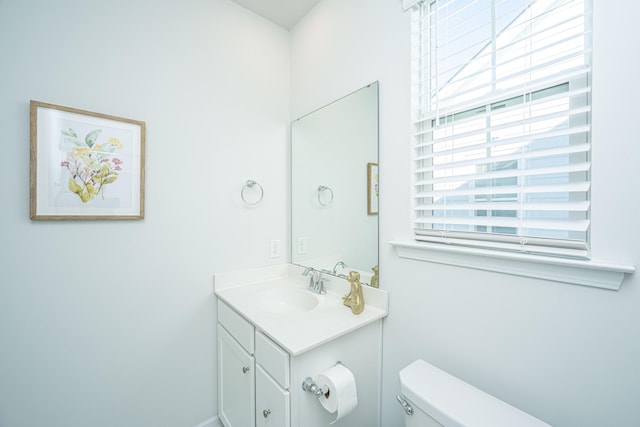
[398,360,551,427]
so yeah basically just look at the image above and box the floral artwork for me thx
[30,100,145,220]
[60,129,124,203]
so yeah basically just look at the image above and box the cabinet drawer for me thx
[255,331,290,389]
[218,300,254,354]
[256,364,290,427]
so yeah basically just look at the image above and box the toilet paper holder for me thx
[302,377,327,397]
[302,361,344,397]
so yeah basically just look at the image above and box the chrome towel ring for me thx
[317,185,334,206]
[241,180,264,206]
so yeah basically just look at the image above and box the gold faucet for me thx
[343,271,364,315]
[370,265,379,288]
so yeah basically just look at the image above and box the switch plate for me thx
[270,240,280,258]
[297,237,307,255]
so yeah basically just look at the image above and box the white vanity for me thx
[214,263,388,427]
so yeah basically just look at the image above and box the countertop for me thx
[214,263,389,355]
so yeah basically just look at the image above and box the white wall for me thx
[0,0,289,426]
[291,1,640,426]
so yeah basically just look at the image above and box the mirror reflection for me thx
[291,82,379,285]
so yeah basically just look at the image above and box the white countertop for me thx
[214,263,389,356]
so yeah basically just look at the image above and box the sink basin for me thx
[258,287,319,314]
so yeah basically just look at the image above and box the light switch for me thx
[297,237,306,255]
[270,240,280,258]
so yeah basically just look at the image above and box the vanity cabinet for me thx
[214,264,387,427]
[217,298,383,427]
[218,300,291,427]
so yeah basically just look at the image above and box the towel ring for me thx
[241,180,264,206]
[317,185,334,207]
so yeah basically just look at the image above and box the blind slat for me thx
[414,217,590,232]
[415,124,591,161]
[415,181,590,198]
[416,143,591,174]
[415,201,590,212]
[416,162,590,186]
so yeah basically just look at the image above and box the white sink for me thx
[258,287,319,314]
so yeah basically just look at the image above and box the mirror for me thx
[291,82,379,285]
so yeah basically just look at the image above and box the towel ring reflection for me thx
[241,180,264,206]
[317,185,334,207]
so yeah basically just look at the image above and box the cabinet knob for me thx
[262,409,271,418]
[242,366,250,374]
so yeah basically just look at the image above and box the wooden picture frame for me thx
[367,162,378,215]
[30,101,145,220]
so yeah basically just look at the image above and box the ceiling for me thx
[230,0,323,29]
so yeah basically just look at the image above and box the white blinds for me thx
[412,0,592,258]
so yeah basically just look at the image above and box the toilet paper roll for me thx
[317,363,358,425]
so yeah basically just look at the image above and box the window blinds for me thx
[412,0,592,258]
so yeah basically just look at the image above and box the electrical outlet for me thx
[269,240,280,258]
[297,237,307,255]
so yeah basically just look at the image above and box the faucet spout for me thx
[302,267,326,294]
[332,261,347,275]
[302,267,316,289]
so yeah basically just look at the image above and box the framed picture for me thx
[30,101,145,220]
[367,162,378,215]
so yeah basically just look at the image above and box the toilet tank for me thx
[398,360,551,427]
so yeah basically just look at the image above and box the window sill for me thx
[389,241,635,290]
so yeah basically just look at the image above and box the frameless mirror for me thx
[291,82,379,285]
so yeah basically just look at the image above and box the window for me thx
[411,0,592,258]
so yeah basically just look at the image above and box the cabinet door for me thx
[218,325,255,427]
[256,365,290,427]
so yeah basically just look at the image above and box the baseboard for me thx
[193,415,222,427]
